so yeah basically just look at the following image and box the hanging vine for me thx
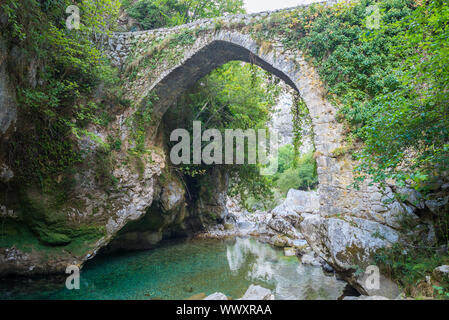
[291,94,308,167]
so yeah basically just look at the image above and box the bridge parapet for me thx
[104,0,350,67]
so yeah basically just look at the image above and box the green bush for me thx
[276,152,318,195]
[277,144,295,174]
[126,0,245,30]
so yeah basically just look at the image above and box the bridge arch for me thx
[111,28,357,218]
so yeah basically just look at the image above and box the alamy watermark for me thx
[66,5,80,30]
[366,5,381,30]
[65,265,80,290]
[365,265,380,290]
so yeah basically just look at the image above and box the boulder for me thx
[267,217,297,239]
[384,201,418,229]
[300,214,401,297]
[271,189,320,226]
[397,187,425,209]
[300,252,322,266]
[239,285,274,300]
[292,239,308,248]
[204,292,228,300]
[283,247,296,257]
[433,265,449,283]
[268,234,293,247]
[160,179,185,212]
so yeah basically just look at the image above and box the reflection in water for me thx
[227,238,278,282]
[226,238,347,300]
[0,237,347,300]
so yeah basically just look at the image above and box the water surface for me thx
[0,237,347,300]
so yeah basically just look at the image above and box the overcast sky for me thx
[243,0,320,13]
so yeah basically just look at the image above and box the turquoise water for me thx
[0,237,347,300]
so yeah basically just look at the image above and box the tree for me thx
[126,0,245,29]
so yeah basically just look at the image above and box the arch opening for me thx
[147,39,300,122]
[106,44,319,253]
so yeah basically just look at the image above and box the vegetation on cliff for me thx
[0,0,121,252]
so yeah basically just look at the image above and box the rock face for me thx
[102,171,187,252]
[268,85,314,154]
[299,213,401,297]
[272,189,320,222]
[0,39,16,137]
[194,167,230,226]
[102,167,231,253]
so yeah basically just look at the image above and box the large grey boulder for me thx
[267,217,298,239]
[239,285,274,300]
[300,252,322,267]
[300,214,401,298]
[272,189,320,224]
[266,189,319,240]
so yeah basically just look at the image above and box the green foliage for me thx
[265,1,449,292]
[173,61,280,132]
[433,286,449,299]
[354,0,449,194]
[166,61,281,209]
[275,152,318,195]
[126,0,245,30]
[277,144,296,174]
[291,96,309,165]
[260,0,448,203]
[1,0,122,189]
[127,93,157,155]
[374,242,449,298]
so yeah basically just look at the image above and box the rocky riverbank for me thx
[197,192,337,275]
[196,189,423,299]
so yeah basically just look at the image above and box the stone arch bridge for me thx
[106,2,385,222]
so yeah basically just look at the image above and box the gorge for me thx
[0,0,448,300]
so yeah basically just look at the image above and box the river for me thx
[0,237,348,300]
